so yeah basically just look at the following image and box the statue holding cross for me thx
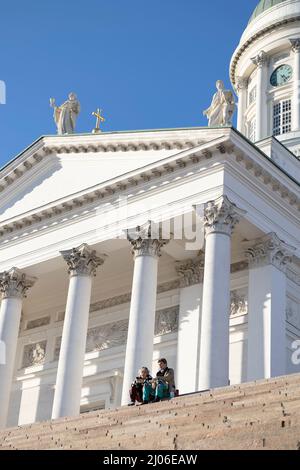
[50,93,80,135]
[92,108,105,133]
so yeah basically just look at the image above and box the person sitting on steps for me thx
[128,367,153,406]
[143,358,176,404]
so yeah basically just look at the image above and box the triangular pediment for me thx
[0,148,176,222]
[0,128,228,223]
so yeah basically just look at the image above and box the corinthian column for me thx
[290,39,300,131]
[236,77,248,134]
[52,244,106,420]
[121,221,168,405]
[198,196,245,391]
[246,234,295,381]
[251,51,268,140]
[0,268,36,429]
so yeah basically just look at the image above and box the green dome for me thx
[249,0,288,23]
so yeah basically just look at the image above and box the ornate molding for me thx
[231,260,248,273]
[155,306,179,336]
[21,341,47,369]
[157,279,180,293]
[236,76,248,92]
[0,267,36,300]
[0,143,218,240]
[290,38,300,53]
[245,233,295,273]
[230,288,248,317]
[54,306,179,360]
[234,154,300,211]
[90,293,131,313]
[86,320,128,353]
[26,316,50,330]
[251,50,268,68]
[1,134,299,242]
[0,139,201,195]
[57,279,180,320]
[60,243,106,277]
[45,139,197,155]
[0,147,50,194]
[127,221,168,258]
[175,255,204,287]
[204,195,245,236]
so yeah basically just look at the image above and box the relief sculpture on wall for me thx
[22,341,47,368]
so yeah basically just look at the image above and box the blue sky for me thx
[0,0,257,167]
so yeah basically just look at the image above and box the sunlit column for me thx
[198,196,245,390]
[0,268,36,429]
[236,76,248,134]
[52,244,106,419]
[121,222,167,406]
[251,51,268,140]
[175,255,204,394]
[246,234,295,381]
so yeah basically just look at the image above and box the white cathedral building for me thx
[0,0,300,429]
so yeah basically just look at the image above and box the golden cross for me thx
[92,108,105,132]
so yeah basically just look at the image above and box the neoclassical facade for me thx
[0,1,300,429]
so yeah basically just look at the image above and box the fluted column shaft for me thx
[121,222,167,405]
[198,196,245,391]
[0,268,36,429]
[52,244,105,420]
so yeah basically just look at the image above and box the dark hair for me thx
[158,358,167,365]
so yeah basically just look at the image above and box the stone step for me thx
[1,373,300,450]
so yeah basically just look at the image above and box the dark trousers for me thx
[129,384,143,403]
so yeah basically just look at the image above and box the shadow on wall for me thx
[0,157,62,218]
[8,375,55,427]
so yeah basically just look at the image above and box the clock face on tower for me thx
[270,64,293,87]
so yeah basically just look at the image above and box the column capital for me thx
[236,76,248,92]
[0,267,36,300]
[204,196,245,237]
[126,221,168,259]
[175,254,204,288]
[245,233,295,273]
[251,50,268,68]
[60,243,106,277]
[290,38,300,53]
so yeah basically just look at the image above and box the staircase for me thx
[1,373,300,450]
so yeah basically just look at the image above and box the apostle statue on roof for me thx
[50,92,80,135]
[203,80,236,127]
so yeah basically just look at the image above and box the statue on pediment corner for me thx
[203,80,236,127]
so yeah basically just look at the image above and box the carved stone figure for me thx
[155,306,179,336]
[50,92,80,135]
[230,289,248,316]
[22,341,46,368]
[86,320,129,352]
[203,80,236,126]
[32,343,46,364]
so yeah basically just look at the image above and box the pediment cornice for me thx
[0,129,299,241]
[0,128,218,193]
